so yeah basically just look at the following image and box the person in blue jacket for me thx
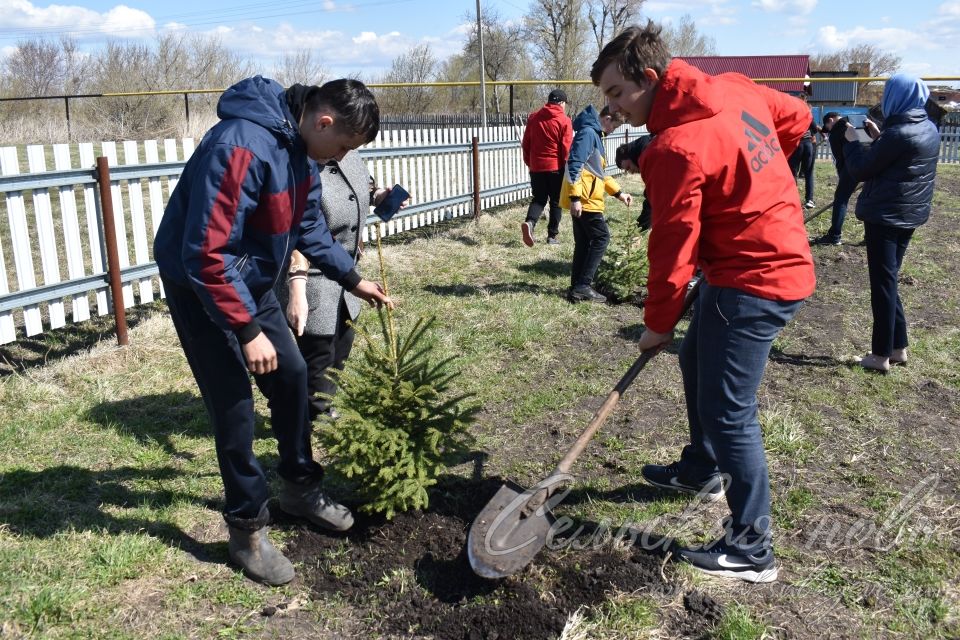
[154,77,391,585]
[842,74,940,372]
[559,105,632,303]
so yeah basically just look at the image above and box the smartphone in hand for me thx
[846,113,867,128]
[373,184,410,222]
[845,114,872,142]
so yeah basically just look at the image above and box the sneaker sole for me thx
[643,476,726,503]
[690,564,779,583]
[521,223,534,247]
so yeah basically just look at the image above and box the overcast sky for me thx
[1,0,958,82]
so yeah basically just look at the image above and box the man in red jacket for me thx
[592,21,816,584]
[520,89,573,246]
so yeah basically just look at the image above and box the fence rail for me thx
[813,125,959,162]
[0,125,641,345]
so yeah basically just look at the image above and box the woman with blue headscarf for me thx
[843,73,940,372]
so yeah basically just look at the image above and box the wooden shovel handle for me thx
[554,278,703,476]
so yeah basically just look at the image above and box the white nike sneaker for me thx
[674,540,778,583]
[641,461,726,502]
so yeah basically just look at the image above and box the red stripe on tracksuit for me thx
[247,175,313,235]
[199,146,255,330]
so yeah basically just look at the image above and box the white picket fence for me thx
[0,125,641,345]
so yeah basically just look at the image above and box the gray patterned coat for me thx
[277,151,370,336]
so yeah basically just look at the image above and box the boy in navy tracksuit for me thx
[154,77,391,585]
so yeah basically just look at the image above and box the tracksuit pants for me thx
[162,278,322,524]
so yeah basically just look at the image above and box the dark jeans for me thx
[525,171,563,238]
[826,168,858,241]
[677,284,803,549]
[163,278,321,523]
[788,139,815,203]
[295,301,356,420]
[864,222,914,357]
[570,212,609,288]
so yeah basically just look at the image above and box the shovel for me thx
[467,279,703,579]
[802,184,862,225]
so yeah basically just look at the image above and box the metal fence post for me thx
[184,93,191,128]
[64,97,72,141]
[472,136,481,219]
[95,157,129,346]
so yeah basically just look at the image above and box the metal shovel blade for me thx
[467,480,559,579]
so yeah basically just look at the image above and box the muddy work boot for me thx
[279,477,354,531]
[226,506,295,586]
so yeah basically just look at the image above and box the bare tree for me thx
[662,15,717,56]
[525,0,586,80]
[585,0,644,54]
[60,37,87,95]
[271,50,329,87]
[185,34,251,88]
[435,53,480,113]
[3,39,67,97]
[463,7,531,115]
[376,44,440,114]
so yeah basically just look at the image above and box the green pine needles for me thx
[596,218,650,304]
[319,310,477,519]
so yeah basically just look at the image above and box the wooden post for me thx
[471,136,481,219]
[95,157,129,346]
[183,93,191,128]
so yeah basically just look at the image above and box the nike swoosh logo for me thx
[716,554,754,569]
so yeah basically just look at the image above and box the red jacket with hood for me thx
[522,103,573,172]
[639,59,816,333]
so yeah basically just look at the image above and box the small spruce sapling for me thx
[596,214,650,304]
[317,219,477,519]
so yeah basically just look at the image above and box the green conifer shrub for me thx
[317,310,478,519]
[596,215,650,304]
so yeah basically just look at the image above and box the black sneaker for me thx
[568,285,606,303]
[674,539,778,583]
[811,234,842,246]
[641,461,725,502]
[521,222,535,247]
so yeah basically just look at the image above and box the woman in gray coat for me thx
[282,150,388,419]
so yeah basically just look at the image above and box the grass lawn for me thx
[1,163,958,639]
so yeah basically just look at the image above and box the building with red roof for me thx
[678,55,811,95]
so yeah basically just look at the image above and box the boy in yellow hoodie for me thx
[561,105,633,302]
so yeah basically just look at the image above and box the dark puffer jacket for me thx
[843,108,940,229]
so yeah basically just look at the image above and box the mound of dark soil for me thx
[285,476,718,639]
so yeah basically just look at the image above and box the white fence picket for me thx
[1,147,43,336]
[78,143,109,316]
[122,141,153,304]
[26,146,66,330]
[53,144,90,322]
[0,148,18,342]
